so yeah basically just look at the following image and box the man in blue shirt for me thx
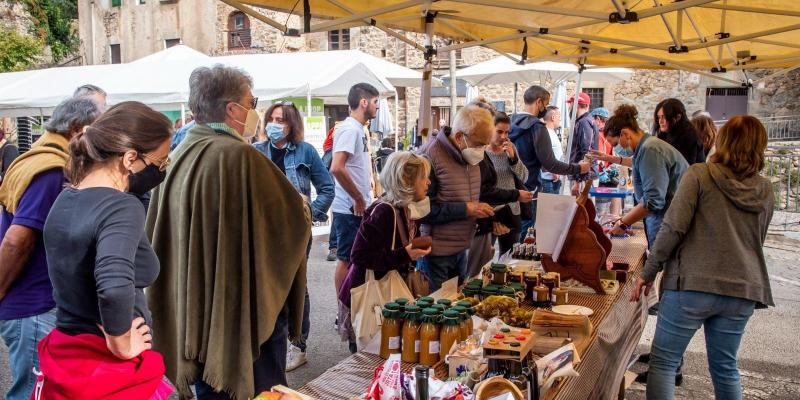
[0,98,100,400]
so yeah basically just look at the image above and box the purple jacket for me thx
[338,201,415,307]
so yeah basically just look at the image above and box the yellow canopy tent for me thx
[225,0,800,134]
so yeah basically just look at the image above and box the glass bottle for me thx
[401,305,422,363]
[418,308,440,366]
[439,309,461,359]
[379,302,402,359]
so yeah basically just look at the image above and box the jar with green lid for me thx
[418,296,434,304]
[451,306,470,341]
[467,278,483,288]
[482,285,500,298]
[509,282,526,302]
[380,303,402,359]
[436,298,452,308]
[456,300,475,337]
[462,285,481,299]
[395,298,409,325]
[490,263,510,285]
[430,304,446,315]
[401,305,422,363]
[439,309,461,359]
[499,287,517,301]
[419,308,441,366]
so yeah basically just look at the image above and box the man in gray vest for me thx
[417,105,495,290]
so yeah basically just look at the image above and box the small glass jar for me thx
[436,298,452,308]
[379,302,402,359]
[455,300,474,338]
[542,273,558,297]
[451,306,469,341]
[554,287,569,306]
[534,283,551,307]
[482,284,500,299]
[499,287,516,300]
[490,263,510,285]
[509,282,526,302]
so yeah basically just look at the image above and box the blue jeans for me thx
[648,290,755,400]
[0,308,57,400]
[195,306,289,399]
[540,178,562,195]
[419,250,467,291]
[332,212,362,262]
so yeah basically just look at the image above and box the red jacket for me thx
[34,329,171,400]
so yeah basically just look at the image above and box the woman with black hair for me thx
[653,98,705,164]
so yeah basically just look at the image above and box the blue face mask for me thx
[614,144,634,157]
[266,123,285,142]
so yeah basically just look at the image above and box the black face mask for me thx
[128,163,166,195]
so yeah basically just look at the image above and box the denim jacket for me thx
[632,134,689,243]
[254,140,334,222]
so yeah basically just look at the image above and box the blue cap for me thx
[590,107,610,119]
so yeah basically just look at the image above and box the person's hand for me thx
[588,150,612,163]
[578,160,591,174]
[630,277,653,302]
[518,190,534,203]
[405,242,432,261]
[466,202,495,218]
[502,141,515,159]
[353,198,366,217]
[492,222,511,236]
[100,317,152,360]
[610,220,627,236]
[553,175,560,183]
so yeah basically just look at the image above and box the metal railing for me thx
[715,115,800,141]
[764,150,800,212]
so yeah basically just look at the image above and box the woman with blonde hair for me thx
[337,151,433,350]
[631,115,774,400]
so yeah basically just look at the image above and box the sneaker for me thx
[634,371,683,386]
[285,345,307,372]
[326,248,337,261]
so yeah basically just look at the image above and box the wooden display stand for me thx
[541,184,610,294]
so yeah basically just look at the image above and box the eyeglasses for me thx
[142,153,171,171]
[249,97,259,109]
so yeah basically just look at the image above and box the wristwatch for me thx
[618,220,630,230]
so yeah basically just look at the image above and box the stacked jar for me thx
[379,302,402,359]
[419,308,440,366]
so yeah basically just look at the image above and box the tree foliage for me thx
[12,0,79,63]
[0,26,43,72]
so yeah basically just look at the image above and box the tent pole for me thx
[450,50,457,125]
[514,82,518,114]
[418,13,434,143]
[565,70,583,170]
[394,90,400,151]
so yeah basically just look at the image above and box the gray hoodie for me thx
[643,162,775,307]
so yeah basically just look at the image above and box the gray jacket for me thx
[642,162,775,308]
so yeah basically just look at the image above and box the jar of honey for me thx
[534,283,551,308]
[499,286,517,301]
[401,305,422,363]
[554,287,569,306]
[419,308,441,366]
[542,273,558,297]
[379,302,402,359]
[524,272,539,301]
[490,263,510,285]
[417,296,434,309]
[439,309,462,359]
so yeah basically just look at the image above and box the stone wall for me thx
[0,0,32,36]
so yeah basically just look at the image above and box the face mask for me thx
[407,196,431,220]
[266,123,285,142]
[614,144,634,158]
[460,136,485,165]
[233,103,260,138]
[128,163,166,195]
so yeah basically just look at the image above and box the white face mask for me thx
[460,135,485,165]
[233,103,260,139]
[407,196,431,220]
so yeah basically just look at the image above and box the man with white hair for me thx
[417,105,495,289]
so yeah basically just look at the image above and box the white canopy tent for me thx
[0,46,432,120]
[445,57,633,86]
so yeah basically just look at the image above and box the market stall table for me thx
[298,230,650,400]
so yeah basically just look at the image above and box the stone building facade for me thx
[76,1,796,140]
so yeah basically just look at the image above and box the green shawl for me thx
[146,123,310,400]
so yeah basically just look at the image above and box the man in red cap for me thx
[566,91,600,192]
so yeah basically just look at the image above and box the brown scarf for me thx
[0,132,69,214]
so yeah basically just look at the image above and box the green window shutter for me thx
[112,0,122,7]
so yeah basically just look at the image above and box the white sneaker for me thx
[285,344,307,372]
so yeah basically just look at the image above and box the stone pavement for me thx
[2,231,799,399]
